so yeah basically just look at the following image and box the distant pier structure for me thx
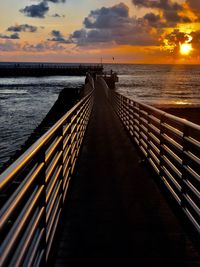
[0,63,103,77]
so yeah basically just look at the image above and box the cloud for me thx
[19,0,66,18]
[143,12,164,27]
[164,29,189,45]
[186,0,200,20]
[48,30,72,43]
[190,30,200,54]
[83,3,129,29]
[0,40,67,52]
[132,0,181,9]
[186,0,200,12]
[132,0,192,24]
[7,24,37,33]
[0,33,20,39]
[161,29,200,57]
[23,41,66,52]
[51,13,65,18]
[20,1,49,18]
[71,3,160,47]
[47,0,66,3]
[0,40,21,51]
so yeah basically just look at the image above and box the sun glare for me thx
[180,43,192,55]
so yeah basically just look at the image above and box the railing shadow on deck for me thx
[108,89,200,234]
[0,82,94,267]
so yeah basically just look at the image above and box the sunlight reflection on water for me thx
[104,64,200,107]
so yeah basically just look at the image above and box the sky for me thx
[0,0,200,63]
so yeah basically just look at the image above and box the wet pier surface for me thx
[50,78,199,266]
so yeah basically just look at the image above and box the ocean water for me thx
[104,64,200,107]
[0,75,85,169]
[0,64,200,170]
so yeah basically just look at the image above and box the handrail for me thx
[109,90,200,234]
[0,91,93,190]
[0,84,94,266]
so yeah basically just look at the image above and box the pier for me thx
[0,74,199,267]
[0,63,103,77]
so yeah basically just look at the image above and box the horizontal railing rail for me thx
[0,84,94,267]
[109,90,200,234]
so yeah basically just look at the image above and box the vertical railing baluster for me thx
[159,113,165,179]
[123,96,126,125]
[126,98,129,130]
[138,104,142,150]
[74,109,80,167]
[37,144,47,265]
[133,101,136,139]
[58,125,64,206]
[181,124,188,210]
[65,116,72,202]
[70,114,75,178]
[146,110,150,161]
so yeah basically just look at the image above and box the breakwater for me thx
[0,64,103,77]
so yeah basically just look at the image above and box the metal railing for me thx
[109,91,200,233]
[0,88,94,266]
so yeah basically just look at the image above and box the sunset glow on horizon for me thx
[0,0,200,64]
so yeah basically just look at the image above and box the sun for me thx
[180,43,192,55]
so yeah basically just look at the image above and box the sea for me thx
[0,63,200,170]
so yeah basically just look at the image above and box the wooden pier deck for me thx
[50,78,199,266]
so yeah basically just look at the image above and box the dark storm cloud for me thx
[7,24,37,33]
[132,0,192,24]
[0,33,20,39]
[48,30,72,44]
[20,1,49,18]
